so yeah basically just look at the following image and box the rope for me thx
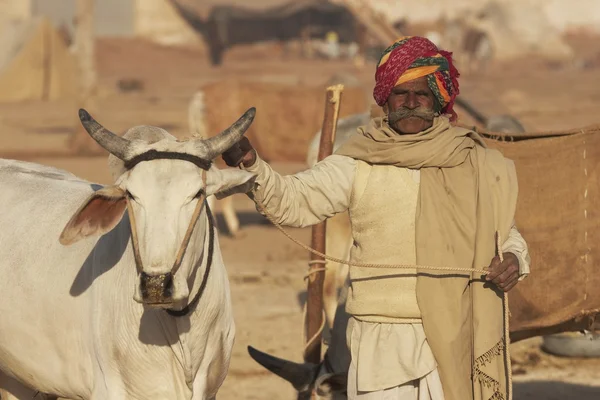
[304,267,328,281]
[499,242,513,400]
[301,304,327,358]
[506,287,512,400]
[255,198,513,398]
[256,200,490,275]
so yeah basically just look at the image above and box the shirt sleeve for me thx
[242,154,356,228]
[501,222,531,281]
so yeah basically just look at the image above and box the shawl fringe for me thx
[473,339,506,400]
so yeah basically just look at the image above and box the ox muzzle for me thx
[139,271,174,305]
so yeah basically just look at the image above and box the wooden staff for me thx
[303,84,344,366]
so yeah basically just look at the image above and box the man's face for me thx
[385,76,437,134]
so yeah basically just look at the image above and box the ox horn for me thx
[78,109,132,160]
[201,107,256,159]
[247,346,318,392]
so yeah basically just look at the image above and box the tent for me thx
[172,0,358,65]
[0,16,78,103]
[170,0,386,65]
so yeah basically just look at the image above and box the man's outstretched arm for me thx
[223,137,355,228]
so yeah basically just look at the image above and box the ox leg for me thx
[207,195,218,232]
[208,195,240,237]
[323,267,339,331]
[323,213,352,330]
[220,196,240,237]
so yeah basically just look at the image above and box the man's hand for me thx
[486,252,520,292]
[222,137,257,168]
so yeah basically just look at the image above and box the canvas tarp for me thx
[0,17,78,103]
[478,126,600,340]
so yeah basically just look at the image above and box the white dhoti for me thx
[348,365,445,400]
[346,318,445,400]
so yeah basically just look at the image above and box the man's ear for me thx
[59,186,127,246]
[205,167,256,200]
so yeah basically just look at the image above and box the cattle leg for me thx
[323,212,352,330]
[220,196,240,237]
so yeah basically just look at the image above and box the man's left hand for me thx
[486,252,520,292]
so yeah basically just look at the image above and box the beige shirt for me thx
[245,154,531,391]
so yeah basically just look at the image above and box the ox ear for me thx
[59,186,127,246]
[206,167,256,200]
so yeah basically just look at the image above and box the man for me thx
[223,36,530,400]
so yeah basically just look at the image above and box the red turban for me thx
[373,36,460,121]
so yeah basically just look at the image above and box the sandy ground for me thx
[1,34,600,399]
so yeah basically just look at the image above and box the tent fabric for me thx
[0,17,78,103]
[172,0,358,43]
[480,127,600,340]
[171,0,337,18]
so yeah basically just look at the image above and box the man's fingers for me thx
[498,275,519,292]
[486,252,520,290]
[491,261,518,285]
[503,277,519,292]
[486,256,502,280]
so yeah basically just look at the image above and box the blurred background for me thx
[1,0,599,399]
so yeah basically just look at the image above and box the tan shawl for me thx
[335,115,518,400]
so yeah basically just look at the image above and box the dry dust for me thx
[1,34,600,399]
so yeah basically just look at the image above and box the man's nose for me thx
[405,93,419,109]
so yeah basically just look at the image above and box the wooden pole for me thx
[303,85,344,369]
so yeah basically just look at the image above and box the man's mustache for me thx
[388,107,437,124]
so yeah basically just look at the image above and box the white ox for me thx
[0,109,257,400]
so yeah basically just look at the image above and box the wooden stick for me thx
[303,84,344,367]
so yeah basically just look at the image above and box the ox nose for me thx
[140,272,174,305]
